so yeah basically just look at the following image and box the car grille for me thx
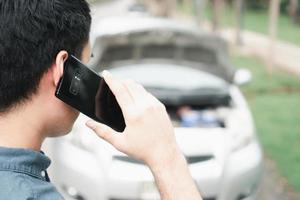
[186,155,214,164]
[113,155,214,165]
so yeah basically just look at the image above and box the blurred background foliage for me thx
[178,0,300,45]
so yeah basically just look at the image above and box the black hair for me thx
[0,0,91,113]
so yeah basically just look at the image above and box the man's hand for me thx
[86,71,202,200]
[86,70,178,167]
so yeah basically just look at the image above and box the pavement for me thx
[258,157,300,200]
[220,29,300,76]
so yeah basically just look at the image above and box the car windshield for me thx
[100,44,218,67]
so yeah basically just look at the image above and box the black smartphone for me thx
[55,55,126,132]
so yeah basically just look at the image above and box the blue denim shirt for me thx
[0,147,64,200]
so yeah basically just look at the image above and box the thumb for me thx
[86,120,121,147]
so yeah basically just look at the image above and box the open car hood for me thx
[90,16,235,83]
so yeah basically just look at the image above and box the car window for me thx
[99,44,218,67]
[142,44,176,59]
[183,46,217,65]
[101,45,134,65]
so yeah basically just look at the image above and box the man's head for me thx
[0,0,92,136]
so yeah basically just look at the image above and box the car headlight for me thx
[231,131,255,152]
[227,109,256,152]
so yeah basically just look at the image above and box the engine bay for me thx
[166,105,229,128]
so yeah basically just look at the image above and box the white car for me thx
[44,16,263,200]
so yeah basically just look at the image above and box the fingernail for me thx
[86,120,96,129]
[102,70,111,78]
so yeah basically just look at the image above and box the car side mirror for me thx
[234,69,252,85]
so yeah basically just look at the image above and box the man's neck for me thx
[0,105,45,151]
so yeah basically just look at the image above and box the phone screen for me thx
[94,78,126,132]
[55,55,126,132]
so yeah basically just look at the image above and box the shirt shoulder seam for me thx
[0,167,44,181]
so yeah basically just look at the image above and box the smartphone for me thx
[55,55,126,132]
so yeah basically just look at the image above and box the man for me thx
[0,0,202,199]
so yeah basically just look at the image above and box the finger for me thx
[121,79,136,102]
[136,85,161,105]
[146,91,163,105]
[102,71,134,114]
[124,81,150,103]
[86,120,123,147]
[134,83,158,103]
[125,82,165,113]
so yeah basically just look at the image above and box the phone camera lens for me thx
[69,74,81,96]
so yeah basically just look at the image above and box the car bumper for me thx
[107,141,263,200]
[217,141,263,200]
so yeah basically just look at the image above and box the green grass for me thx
[232,56,300,194]
[178,2,300,46]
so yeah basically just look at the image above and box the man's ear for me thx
[53,51,68,86]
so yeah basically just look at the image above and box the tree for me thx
[234,0,245,45]
[144,0,176,17]
[212,0,223,31]
[194,0,208,24]
[267,0,280,73]
[288,0,299,23]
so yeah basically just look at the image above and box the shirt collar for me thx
[0,146,51,181]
